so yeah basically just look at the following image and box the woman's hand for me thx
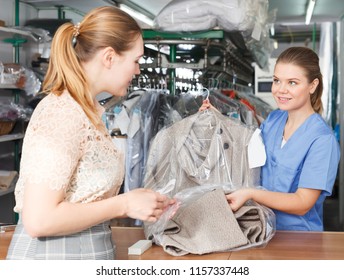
[122,188,175,222]
[225,188,253,212]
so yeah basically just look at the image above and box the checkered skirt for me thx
[6,220,115,260]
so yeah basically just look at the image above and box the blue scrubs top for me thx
[260,110,340,231]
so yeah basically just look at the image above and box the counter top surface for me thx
[1,226,344,260]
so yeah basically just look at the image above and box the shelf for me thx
[0,26,47,43]
[0,170,17,197]
[0,133,24,143]
[0,85,24,104]
[0,81,26,172]
[0,182,15,197]
[0,84,21,89]
[142,29,225,40]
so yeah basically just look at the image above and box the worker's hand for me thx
[122,189,175,222]
[225,188,252,212]
[199,99,214,111]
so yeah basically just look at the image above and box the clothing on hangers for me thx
[124,91,161,192]
[143,108,261,198]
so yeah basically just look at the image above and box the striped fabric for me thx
[6,220,115,260]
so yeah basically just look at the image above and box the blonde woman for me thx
[7,6,174,260]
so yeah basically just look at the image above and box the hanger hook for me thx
[201,87,210,101]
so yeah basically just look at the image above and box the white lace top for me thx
[14,91,125,212]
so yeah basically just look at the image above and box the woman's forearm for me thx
[22,195,126,237]
[227,187,321,215]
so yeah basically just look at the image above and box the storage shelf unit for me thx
[0,1,26,225]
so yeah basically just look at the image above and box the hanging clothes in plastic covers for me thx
[124,91,162,193]
[103,89,151,198]
[319,22,335,127]
[207,90,256,126]
[105,89,166,193]
[104,89,206,194]
[142,107,274,255]
[143,107,261,195]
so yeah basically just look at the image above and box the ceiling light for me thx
[119,4,154,27]
[305,0,316,25]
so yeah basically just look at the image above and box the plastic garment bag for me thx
[153,0,267,33]
[143,108,261,197]
[319,22,334,127]
[144,184,276,256]
[143,108,275,255]
[124,91,161,192]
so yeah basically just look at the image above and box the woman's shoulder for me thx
[28,91,90,135]
[307,113,336,136]
[301,114,339,155]
[32,91,87,122]
[35,91,84,114]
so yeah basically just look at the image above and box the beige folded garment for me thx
[234,202,267,244]
[161,188,268,256]
[162,189,249,256]
[0,170,18,191]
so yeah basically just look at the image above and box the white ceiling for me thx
[270,0,344,23]
[268,0,344,43]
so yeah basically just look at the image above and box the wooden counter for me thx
[1,226,344,260]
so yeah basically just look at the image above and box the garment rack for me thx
[141,29,255,94]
